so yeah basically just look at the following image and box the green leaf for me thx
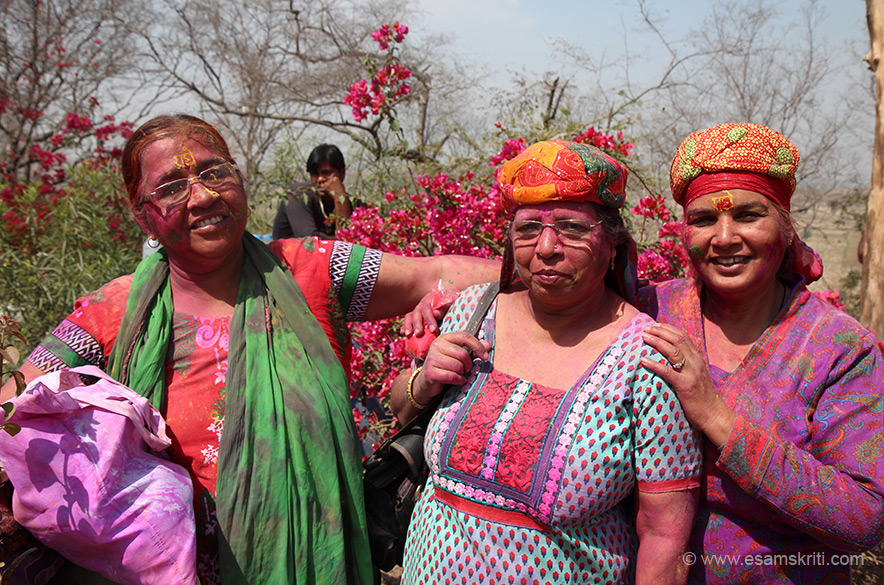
[0,422,20,436]
[0,402,13,422]
[389,119,401,133]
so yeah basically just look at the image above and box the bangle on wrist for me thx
[406,366,429,410]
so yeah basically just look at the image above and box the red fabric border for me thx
[636,475,700,494]
[434,488,550,531]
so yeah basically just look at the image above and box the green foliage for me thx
[839,269,862,319]
[245,134,311,235]
[829,186,869,232]
[0,315,26,436]
[0,163,143,353]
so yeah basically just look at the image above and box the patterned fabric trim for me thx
[434,488,549,531]
[28,345,67,373]
[435,342,625,525]
[329,240,381,321]
[29,319,105,372]
[717,412,777,495]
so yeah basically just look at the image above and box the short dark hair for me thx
[306,144,345,175]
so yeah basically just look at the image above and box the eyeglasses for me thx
[140,162,240,208]
[511,219,603,246]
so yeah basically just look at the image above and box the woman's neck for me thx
[492,285,634,389]
[518,284,629,343]
[167,249,244,317]
[702,277,785,363]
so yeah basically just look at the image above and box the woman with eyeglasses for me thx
[0,114,499,585]
[391,140,702,585]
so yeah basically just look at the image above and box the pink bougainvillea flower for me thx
[489,138,526,166]
[811,290,845,311]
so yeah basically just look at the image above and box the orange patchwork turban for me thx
[497,140,628,212]
[670,123,800,211]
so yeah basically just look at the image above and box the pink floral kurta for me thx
[28,237,383,585]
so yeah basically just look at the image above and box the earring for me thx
[610,255,616,270]
[147,237,161,249]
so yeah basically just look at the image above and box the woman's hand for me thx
[390,331,491,424]
[412,332,491,404]
[641,323,735,449]
[399,281,459,339]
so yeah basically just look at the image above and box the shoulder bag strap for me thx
[401,281,500,431]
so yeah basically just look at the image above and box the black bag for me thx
[362,281,499,571]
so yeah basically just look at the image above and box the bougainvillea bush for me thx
[338,170,507,444]
[338,51,688,443]
[0,104,140,351]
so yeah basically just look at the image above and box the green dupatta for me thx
[108,233,373,585]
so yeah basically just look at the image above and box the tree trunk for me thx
[861,0,884,337]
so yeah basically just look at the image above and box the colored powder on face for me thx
[230,206,249,221]
[162,229,183,245]
[688,245,702,258]
[711,192,734,211]
[174,146,196,169]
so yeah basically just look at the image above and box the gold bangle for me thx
[406,366,428,410]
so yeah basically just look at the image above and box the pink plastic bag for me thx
[0,366,197,585]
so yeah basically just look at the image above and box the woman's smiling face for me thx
[135,137,248,274]
[684,188,789,299]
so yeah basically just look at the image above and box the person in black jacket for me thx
[272,144,354,239]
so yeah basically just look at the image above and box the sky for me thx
[410,0,868,87]
[402,0,875,189]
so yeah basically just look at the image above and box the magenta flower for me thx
[632,195,672,222]
[638,249,673,283]
[811,290,846,311]
[489,138,526,166]
[371,22,409,51]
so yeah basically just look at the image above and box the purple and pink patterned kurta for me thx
[639,276,884,584]
[403,283,702,585]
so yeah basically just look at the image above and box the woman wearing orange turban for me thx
[393,141,702,585]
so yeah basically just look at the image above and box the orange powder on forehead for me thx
[711,192,734,211]
[174,146,197,169]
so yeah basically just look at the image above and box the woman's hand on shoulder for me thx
[399,281,460,338]
[640,323,735,449]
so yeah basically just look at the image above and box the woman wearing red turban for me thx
[641,123,884,584]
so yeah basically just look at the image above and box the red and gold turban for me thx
[671,123,822,283]
[670,123,800,211]
[497,140,628,212]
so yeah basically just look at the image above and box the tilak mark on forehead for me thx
[174,146,197,169]
[712,191,734,211]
